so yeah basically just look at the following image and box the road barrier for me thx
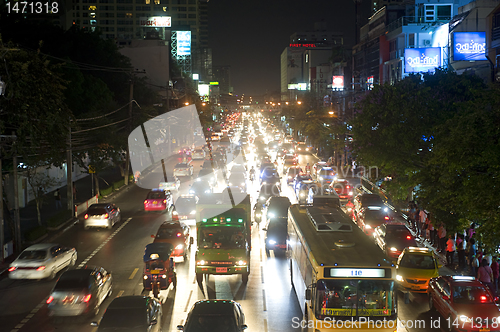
[75,195,98,217]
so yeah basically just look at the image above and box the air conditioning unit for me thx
[423,40,431,46]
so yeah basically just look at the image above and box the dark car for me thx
[47,266,113,317]
[260,168,280,187]
[264,216,287,254]
[259,162,277,175]
[258,183,280,204]
[428,275,500,332]
[353,193,385,217]
[356,206,392,236]
[177,299,247,332]
[316,167,337,186]
[92,296,162,332]
[262,196,290,225]
[373,223,417,259]
[153,221,191,261]
[197,168,218,187]
[173,195,198,221]
[189,180,212,198]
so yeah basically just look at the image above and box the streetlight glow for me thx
[328,111,334,115]
[185,102,189,106]
[297,101,302,105]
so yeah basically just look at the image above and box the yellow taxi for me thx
[395,247,441,293]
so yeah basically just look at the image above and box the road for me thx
[0,148,451,332]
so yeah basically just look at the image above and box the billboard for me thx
[404,48,441,73]
[332,76,344,89]
[288,83,307,90]
[140,16,171,27]
[453,32,486,61]
[177,31,191,56]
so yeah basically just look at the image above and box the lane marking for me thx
[184,290,193,312]
[129,268,139,280]
[263,318,268,332]
[261,266,264,284]
[117,290,124,297]
[262,289,267,311]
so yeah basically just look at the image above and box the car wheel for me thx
[428,294,434,311]
[48,267,57,280]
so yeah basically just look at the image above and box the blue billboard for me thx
[453,32,486,61]
[177,31,191,56]
[404,47,441,73]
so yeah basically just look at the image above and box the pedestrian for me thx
[446,234,456,267]
[491,256,499,293]
[54,189,62,209]
[468,238,477,269]
[457,234,466,271]
[438,223,447,253]
[414,205,421,236]
[477,259,495,295]
[467,223,476,242]
[471,255,480,277]
[408,202,416,231]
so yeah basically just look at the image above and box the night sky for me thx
[208,0,356,96]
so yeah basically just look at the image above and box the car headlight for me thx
[319,176,323,180]
[348,191,353,195]
[260,196,265,201]
[204,189,211,193]
[189,190,195,194]
[269,240,277,245]
[241,182,245,186]
[190,210,196,215]
[173,211,179,215]
[396,275,404,282]
[175,244,184,249]
[268,212,275,218]
[365,225,372,229]
[197,260,206,265]
[390,247,397,252]
[459,315,472,323]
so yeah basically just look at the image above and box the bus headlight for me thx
[197,260,206,265]
[396,275,403,282]
[269,240,276,245]
[237,260,247,266]
[390,247,397,252]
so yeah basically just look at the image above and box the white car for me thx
[159,176,180,191]
[9,243,77,280]
[192,148,206,160]
[173,162,194,177]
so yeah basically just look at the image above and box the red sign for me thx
[332,76,344,89]
[289,43,317,48]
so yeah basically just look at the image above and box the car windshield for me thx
[361,195,384,206]
[54,275,89,290]
[19,250,47,260]
[199,226,246,249]
[453,285,494,304]
[364,210,388,221]
[185,314,238,332]
[288,168,301,176]
[315,279,396,319]
[319,170,335,176]
[156,228,183,239]
[147,192,165,199]
[400,254,436,269]
[99,308,148,328]
[175,163,188,168]
[88,207,107,215]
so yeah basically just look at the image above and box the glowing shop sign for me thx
[139,16,171,27]
[328,268,385,278]
[404,48,441,73]
[177,31,191,56]
[453,32,487,61]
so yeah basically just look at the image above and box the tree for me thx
[25,162,58,226]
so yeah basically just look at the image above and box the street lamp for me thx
[328,111,334,115]
[185,102,189,106]
[297,101,302,105]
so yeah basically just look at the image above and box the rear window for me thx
[54,275,90,290]
[147,192,165,199]
[19,250,46,260]
[364,210,387,220]
[156,228,183,239]
[319,169,335,176]
[175,163,188,168]
[99,308,148,328]
[400,254,436,269]
[88,207,106,215]
[361,195,384,205]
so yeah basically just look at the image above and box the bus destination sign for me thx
[326,268,386,278]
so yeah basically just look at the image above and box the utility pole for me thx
[67,124,73,210]
[124,78,134,186]
[12,133,21,253]
[0,150,3,262]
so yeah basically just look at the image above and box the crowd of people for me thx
[407,201,500,295]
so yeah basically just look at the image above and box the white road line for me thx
[184,290,193,312]
[117,290,125,297]
[262,289,267,311]
[263,318,268,332]
[261,266,264,284]
[11,217,132,332]
[129,268,139,280]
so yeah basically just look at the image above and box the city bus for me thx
[288,204,397,331]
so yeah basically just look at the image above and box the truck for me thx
[195,193,251,284]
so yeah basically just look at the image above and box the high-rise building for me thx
[213,66,232,95]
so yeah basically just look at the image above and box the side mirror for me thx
[442,295,450,301]
[177,325,184,331]
[241,325,248,330]
[150,320,157,326]
[190,237,194,245]
[90,322,98,327]
[305,289,311,300]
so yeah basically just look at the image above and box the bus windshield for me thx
[315,279,395,319]
[199,226,246,249]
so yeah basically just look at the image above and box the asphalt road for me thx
[0,148,453,332]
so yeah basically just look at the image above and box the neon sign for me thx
[139,16,171,27]
[289,43,317,48]
[453,32,487,61]
[404,48,441,73]
[177,31,191,56]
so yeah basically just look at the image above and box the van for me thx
[307,186,340,208]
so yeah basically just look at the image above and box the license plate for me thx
[216,267,227,273]
[411,286,421,290]
[153,201,157,205]
[151,269,160,274]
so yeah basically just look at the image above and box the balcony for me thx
[386,16,451,35]
[493,26,500,41]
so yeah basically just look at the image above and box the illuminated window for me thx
[163,6,167,11]
[89,5,96,10]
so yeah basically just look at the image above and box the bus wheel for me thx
[242,272,249,284]
[196,273,203,285]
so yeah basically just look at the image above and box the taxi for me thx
[152,221,192,262]
[144,189,173,212]
[428,275,500,332]
[396,247,440,293]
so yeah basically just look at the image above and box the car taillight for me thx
[46,296,54,304]
[177,232,182,237]
[163,200,167,204]
[104,213,109,219]
[37,266,46,271]
[406,235,411,240]
[480,295,487,302]
[82,294,92,303]
[384,216,390,220]
[8,266,16,272]
[84,214,88,219]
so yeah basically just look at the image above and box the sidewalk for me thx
[1,167,128,263]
